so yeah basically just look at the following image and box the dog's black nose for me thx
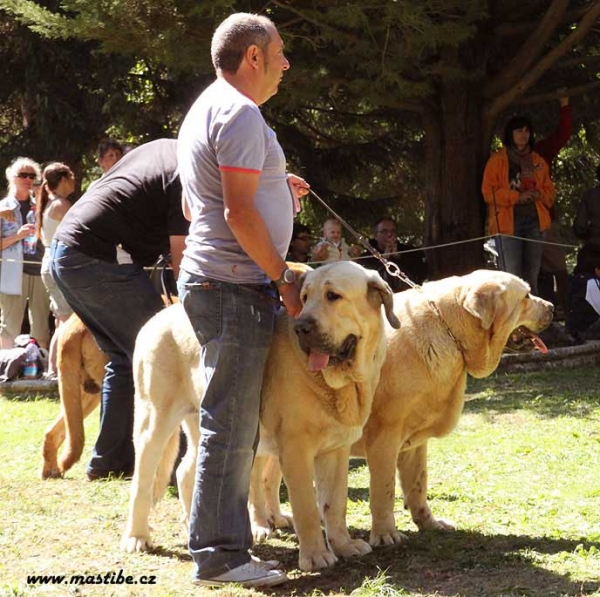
[294,316,316,337]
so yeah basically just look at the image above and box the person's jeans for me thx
[497,216,546,295]
[49,240,164,475]
[177,270,278,581]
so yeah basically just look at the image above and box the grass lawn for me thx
[0,366,599,597]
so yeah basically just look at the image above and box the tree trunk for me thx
[424,80,487,279]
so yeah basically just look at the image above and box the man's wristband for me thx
[273,267,295,288]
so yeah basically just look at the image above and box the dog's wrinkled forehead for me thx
[301,262,367,297]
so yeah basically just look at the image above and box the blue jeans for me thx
[177,270,278,581]
[497,215,546,295]
[49,240,164,475]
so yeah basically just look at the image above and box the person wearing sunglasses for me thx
[0,157,50,351]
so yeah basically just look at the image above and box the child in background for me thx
[311,218,362,263]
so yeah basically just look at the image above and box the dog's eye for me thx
[326,291,342,302]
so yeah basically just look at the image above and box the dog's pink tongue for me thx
[531,333,548,354]
[308,351,330,371]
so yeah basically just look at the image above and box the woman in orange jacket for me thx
[482,116,556,295]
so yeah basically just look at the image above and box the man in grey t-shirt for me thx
[177,12,308,589]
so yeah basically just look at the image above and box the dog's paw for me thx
[369,528,409,547]
[299,548,338,571]
[40,465,63,480]
[331,538,372,559]
[270,512,293,530]
[252,524,273,544]
[121,534,154,553]
[417,517,456,531]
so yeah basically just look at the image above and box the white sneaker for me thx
[251,554,281,569]
[195,560,288,588]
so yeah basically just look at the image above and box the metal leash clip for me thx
[307,189,419,290]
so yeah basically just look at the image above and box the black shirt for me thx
[56,139,188,266]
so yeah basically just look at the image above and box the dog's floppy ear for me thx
[288,261,313,291]
[366,271,401,329]
[462,280,507,330]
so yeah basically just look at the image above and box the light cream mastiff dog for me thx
[121,261,400,571]
[256,270,554,545]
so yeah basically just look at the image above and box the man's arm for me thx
[182,192,192,222]
[169,235,186,278]
[221,169,302,317]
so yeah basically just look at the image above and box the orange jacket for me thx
[481,147,555,235]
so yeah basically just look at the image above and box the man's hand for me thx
[287,173,310,201]
[349,244,362,259]
[382,239,397,254]
[278,281,302,318]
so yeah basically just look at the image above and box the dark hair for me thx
[373,217,396,234]
[35,162,73,239]
[211,13,274,75]
[97,138,124,159]
[596,163,600,183]
[503,116,535,149]
[291,223,311,240]
[574,243,600,275]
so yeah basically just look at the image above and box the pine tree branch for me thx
[555,54,600,70]
[484,0,600,121]
[269,0,359,42]
[485,0,571,99]
[515,80,600,105]
[494,4,591,37]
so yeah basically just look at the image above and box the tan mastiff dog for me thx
[255,270,553,547]
[41,314,106,479]
[355,269,553,544]
[121,261,400,571]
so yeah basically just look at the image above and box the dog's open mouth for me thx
[504,326,548,354]
[307,334,358,372]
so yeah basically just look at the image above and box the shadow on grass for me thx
[3,389,59,402]
[465,366,600,419]
[251,529,600,596]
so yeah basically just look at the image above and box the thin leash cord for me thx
[307,189,420,290]
[160,256,175,305]
[307,188,464,355]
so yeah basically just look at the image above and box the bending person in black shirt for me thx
[49,139,189,481]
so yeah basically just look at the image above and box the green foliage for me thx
[1,0,600,275]
[1,366,600,596]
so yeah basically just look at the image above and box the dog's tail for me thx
[57,315,99,474]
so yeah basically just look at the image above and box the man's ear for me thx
[246,45,260,69]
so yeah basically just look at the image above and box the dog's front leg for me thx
[398,443,455,531]
[315,446,371,560]
[279,444,337,571]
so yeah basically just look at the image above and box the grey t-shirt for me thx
[177,78,294,284]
